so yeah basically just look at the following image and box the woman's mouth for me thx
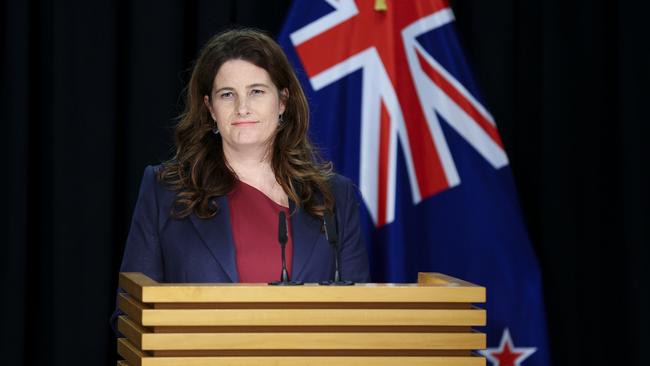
[231,120,258,126]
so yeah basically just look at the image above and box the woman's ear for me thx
[279,88,288,115]
[204,95,214,119]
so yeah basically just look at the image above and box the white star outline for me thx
[479,328,537,366]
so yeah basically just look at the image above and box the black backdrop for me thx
[2,1,648,365]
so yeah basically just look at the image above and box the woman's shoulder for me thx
[328,172,353,188]
[327,173,357,199]
[137,164,178,209]
[139,164,166,190]
[141,163,181,188]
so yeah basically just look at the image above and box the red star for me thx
[492,341,524,366]
[479,328,536,366]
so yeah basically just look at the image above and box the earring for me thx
[278,114,284,123]
[212,120,219,135]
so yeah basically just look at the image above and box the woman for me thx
[116,28,370,285]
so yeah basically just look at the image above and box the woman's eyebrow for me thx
[214,86,234,94]
[247,83,271,89]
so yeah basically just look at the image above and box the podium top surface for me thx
[119,272,485,304]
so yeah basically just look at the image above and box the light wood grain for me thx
[118,338,485,366]
[152,357,483,366]
[117,338,144,366]
[119,273,485,304]
[119,316,485,351]
[120,273,158,302]
[141,309,485,326]
[143,308,485,326]
[119,293,486,326]
[118,316,147,349]
[117,272,487,364]
[418,273,483,288]
[119,293,147,324]
[138,332,485,351]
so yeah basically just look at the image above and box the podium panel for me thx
[116,272,486,366]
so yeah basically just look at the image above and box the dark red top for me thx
[227,180,293,283]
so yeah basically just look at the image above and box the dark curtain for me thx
[2,1,291,365]
[450,0,650,365]
[2,1,647,365]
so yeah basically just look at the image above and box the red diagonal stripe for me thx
[377,101,390,227]
[295,1,454,200]
[416,49,504,148]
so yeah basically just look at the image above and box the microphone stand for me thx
[270,211,303,286]
[320,211,354,286]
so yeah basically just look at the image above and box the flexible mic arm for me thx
[323,210,353,285]
[323,211,341,282]
[278,211,289,283]
[269,211,303,286]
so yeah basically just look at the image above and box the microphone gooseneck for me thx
[323,211,341,282]
[269,211,303,286]
[278,211,289,283]
[322,210,354,286]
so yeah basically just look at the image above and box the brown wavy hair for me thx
[158,28,334,219]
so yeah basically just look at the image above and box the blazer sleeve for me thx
[336,177,371,283]
[110,165,164,334]
[118,165,165,281]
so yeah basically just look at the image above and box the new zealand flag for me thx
[278,1,551,365]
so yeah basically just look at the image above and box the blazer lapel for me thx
[189,195,239,282]
[290,200,324,280]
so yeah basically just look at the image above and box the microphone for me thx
[278,211,289,283]
[269,211,303,286]
[321,210,353,286]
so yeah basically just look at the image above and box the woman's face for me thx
[204,59,286,153]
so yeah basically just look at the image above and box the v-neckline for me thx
[233,180,289,209]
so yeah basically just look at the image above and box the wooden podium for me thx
[116,272,486,365]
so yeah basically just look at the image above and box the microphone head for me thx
[278,211,288,245]
[323,211,338,243]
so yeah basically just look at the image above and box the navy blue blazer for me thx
[117,165,370,284]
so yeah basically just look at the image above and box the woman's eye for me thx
[219,92,233,99]
[251,89,265,95]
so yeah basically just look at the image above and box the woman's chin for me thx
[228,136,271,151]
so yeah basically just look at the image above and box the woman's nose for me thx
[236,96,251,116]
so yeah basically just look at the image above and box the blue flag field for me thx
[278,1,551,365]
